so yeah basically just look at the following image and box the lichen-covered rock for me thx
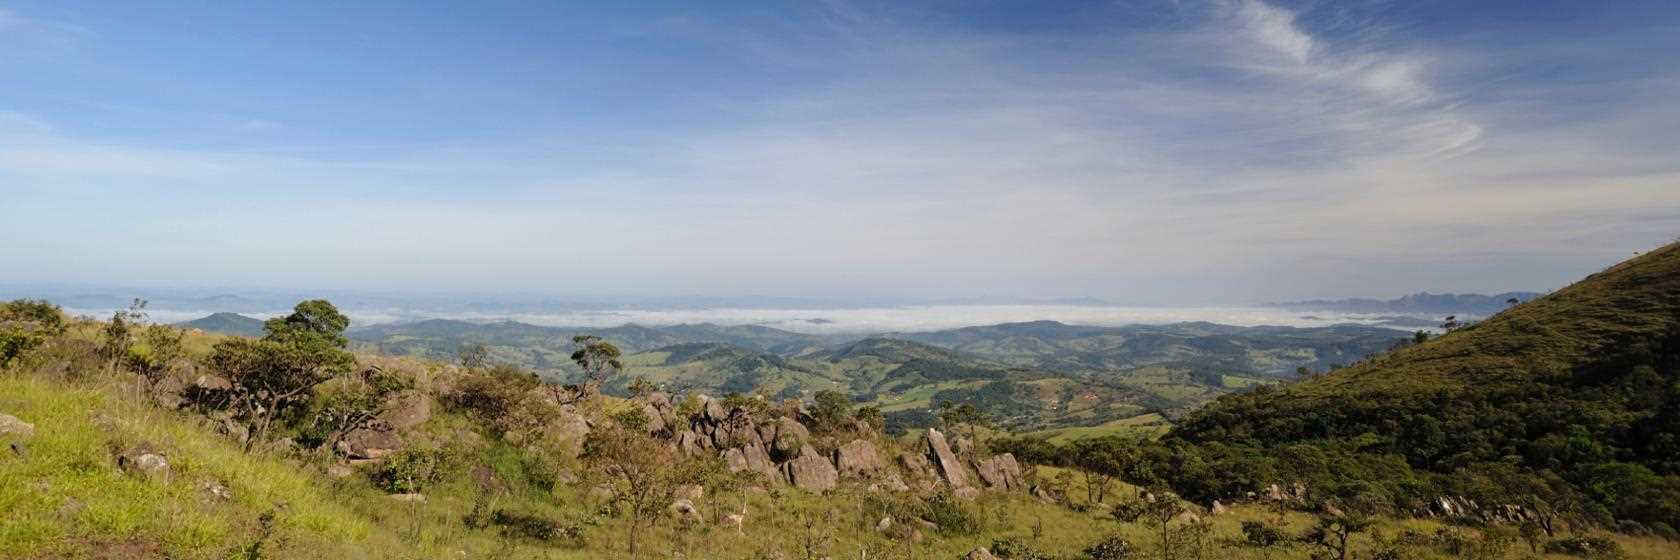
[640,402,668,435]
[677,430,704,456]
[965,548,999,560]
[782,444,838,491]
[543,410,591,458]
[703,397,729,423]
[768,416,810,460]
[972,453,1023,492]
[117,445,171,480]
[338,428,402,459]
[834,439,885,480]
[742,442,781,484]
[382,392,433,431]
[924,429,969,489]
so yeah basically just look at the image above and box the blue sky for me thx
[1,0,1676,303]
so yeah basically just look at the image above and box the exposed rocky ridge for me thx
[639,393,1020,496]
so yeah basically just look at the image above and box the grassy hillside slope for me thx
[0,375,402,559]
[1170,242,1680,530]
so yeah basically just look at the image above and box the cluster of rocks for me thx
[1248,481,1310,503]
[637,393,1022,497]
[1419,496,1536,524]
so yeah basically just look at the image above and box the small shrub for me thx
[1110,497,1147,523]
[1650,522,1678,541]
[1543,535,1625,559]
[1431,527,1472,555]
[490,509,586,548]
[1391,528,1431,548]
[1084,533,1136,560]
[989,536,1054,560]
[1241,520,1288,547]
[1614,520,1647,536]
[370,445,459,493]
[1467,525,1518,560]
[924,492,985,535]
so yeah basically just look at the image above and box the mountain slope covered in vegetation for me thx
[1170,242,1680,532]
[177,312,266,337]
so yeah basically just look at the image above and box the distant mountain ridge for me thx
[1273,291,1544,315]
[336,316,1410,432]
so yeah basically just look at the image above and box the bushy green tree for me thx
[1302,514,1373,560]
[569,334,623,393]
[581,411,709,557]
[207,299,356,450]
[125,322,187,390]
[457,342,490,369]
[98,299,147,375]
[811,389,852,431]
[312,365,413,454]
[938,401,989,440]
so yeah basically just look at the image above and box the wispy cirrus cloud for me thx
[0,1,1674,302]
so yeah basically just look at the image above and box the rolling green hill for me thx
[1169,242,1680,531]
[177,312,266,337]
[345,319,1412,433]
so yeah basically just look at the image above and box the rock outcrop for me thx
[338,428,402,460]
[923,429,969,489]
[972,453,1023,492]
[782,444,838,491]
[382,392,432,431]
[766,416,809,460]
[834,439,886,480]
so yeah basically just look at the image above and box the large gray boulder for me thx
[781,444,838,491]
[725,442,782,484]
[542,409,591,457]
[677,430,704,456]
[768,416,810,460]
[972,453,1023,492]
[924,429,969,489]
[339,428,403,460]
[382,391,433,431]
[116,443,170,480]
[703,397,729,423]
[640,402,668,435]
[834,439,885,480]
[744,443,781,483]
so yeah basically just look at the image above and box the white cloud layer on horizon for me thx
[62,304,1431,335]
